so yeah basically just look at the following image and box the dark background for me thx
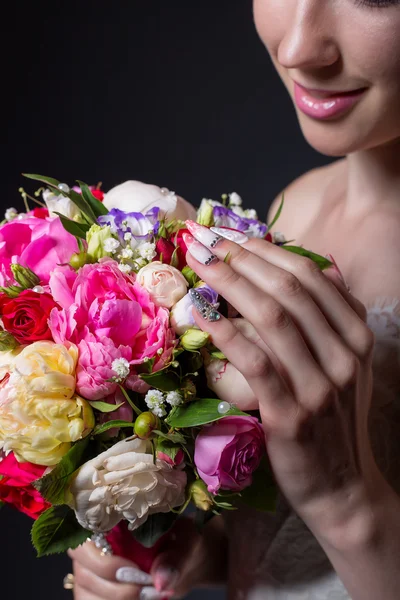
[2,1,331,599]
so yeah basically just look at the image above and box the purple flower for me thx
[170,284,218,335]
[213,206,267,238]
[98,207,159,244]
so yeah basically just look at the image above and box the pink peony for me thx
[194,416,265,495]
[49,258,176,399]
[0,216,79,286]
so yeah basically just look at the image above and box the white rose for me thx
[137,261,188,308]
[43,189,81,220]
[70,437,187,533]
[103,181,197,222]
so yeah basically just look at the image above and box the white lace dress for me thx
[225,297,400,600]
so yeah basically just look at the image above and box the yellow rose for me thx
[0,341,94,465]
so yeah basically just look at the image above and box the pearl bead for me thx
[218,401,231,415]
[160,187,169,195]
[32,285,44,294]
[58,183,70,194]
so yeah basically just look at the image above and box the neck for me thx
[343,138,400,217]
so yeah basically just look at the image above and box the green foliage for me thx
[282,246,333,270]
[89,401,124,413]
[267,193,284,230]
[92,420,135,436]
[33,438,90,505]
[139,370,180,392]
[166,398,249,428]
[31,505,89,557]
[131,512,178,548]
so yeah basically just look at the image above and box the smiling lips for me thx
[294,82,367,120]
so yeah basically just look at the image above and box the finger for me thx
[68,540,145,583]
[74,582,106,600]
[73,561,141,599]
[186,241,335,407]
[203,352,259,410]
[187,222,369,359]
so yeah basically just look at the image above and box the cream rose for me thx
[137,261,188,308]
[70,437,187,533]
[0,341,94,465]
[103,180,197,222]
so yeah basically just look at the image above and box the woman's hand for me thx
[68,516,227,599]
[184,222,380,546]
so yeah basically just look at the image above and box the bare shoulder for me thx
[266,160,345,232]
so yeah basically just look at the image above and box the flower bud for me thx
[0,285,22,298]
[134,411,161,439]
[86,224,113,262]
[156,446,185,467]
[69,252,88,270]
[180,328,209,352]
[10,264,40,289]
[0,330,18,351]
[197,200,215,227]
[189,480,214,511]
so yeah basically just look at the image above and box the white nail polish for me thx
[210,227,249,244]
[139,587,164,600]
[116,567,153,585]
[183,234,217,266]
[185,220,223,248]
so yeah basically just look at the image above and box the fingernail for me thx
[325,254,351,292]
[183,233,218,266]
[186,220,223,248]
[116,567,153,585]
[139,587,168,600]
[154,566,179,592]
[210,227,248,244]
[189,288,221,322]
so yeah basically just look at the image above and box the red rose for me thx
[155,237,175,265]
[172,228,190,270]
[91,189,104,201]
[31,207,49,219]
[0,452,50,519]
[156,229,189,270]
[266,232,272,242]
[0,289,58,344]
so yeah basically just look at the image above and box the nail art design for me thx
[183,233,217,266]
[189,288,221,322]
[116,567,153,585]
[326,254,351,293]
[139,587,165,600]
[210,227,249,244]
[185,220,222,248]
[154,566,179,592]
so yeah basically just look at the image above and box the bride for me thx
[69,1,400,599]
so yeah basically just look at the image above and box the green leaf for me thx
[89,401,124,413]
[31,505,90,557]
[236,458,278,513]
[166,398,249,428]
[33,438,90,505]
[76,180,108,217]
[282,246,333,270]
[117,384,142,417]
[92,420,135,436]
[153,430,187,445]
[181,266,199,287]
[210,351,226,360]
[139,370,180,392]
[68,189,97,224]
[131,512,179,548]
[267,192,284,230]
[23,173,61,188]
[53,212,90,239]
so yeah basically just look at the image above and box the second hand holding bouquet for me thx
[0,175,332,565]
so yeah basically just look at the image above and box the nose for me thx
[277,0,340,71]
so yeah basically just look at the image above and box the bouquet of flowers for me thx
[0,175,332,562]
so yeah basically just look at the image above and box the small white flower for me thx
[165,391,183,407]
[104,238,120,253]
[229,192,242,206]
[138,242,157,261]
[272,231,286,244]
[244,209,258,220]
[124,232,132,241]
[118,263,132,274]
[145,389,166,417]
[121,247,134,259]
[4,207,18,221]
[231,206,246,217]
[111,358,130,381]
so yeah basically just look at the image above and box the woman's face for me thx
[253,0,400,156]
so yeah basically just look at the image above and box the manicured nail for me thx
[183,233,218,266]
[139,587,167,600]
[185,220,223,248]
[154,566,179,592]
[189,288,221,322]
[325,254,351,292]
[210,227,248,244]
[116,567,153,585]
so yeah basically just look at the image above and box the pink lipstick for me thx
[294,82,367,120]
